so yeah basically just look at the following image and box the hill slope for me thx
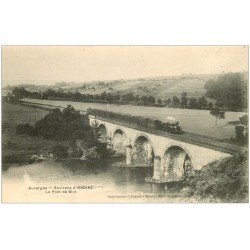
[71,74,220,98]
[4,72,248,99]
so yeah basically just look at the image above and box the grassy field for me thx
[75,74,213,98]
[2,102,62,167]
[23,98,246,140]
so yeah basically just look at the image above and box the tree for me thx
[62,105,81,124]
[239,114,248,126]
[106,93,113,103]
[16,123,34,136]
[122,92,134,103]
[235,125,245,141]
[164,97,172,107]
[32,106,93,141]
[140,95,147,106]
[235,114,248,144]
[157,98,163,105]
[180,92,188,108]
[147,96,156,105]
[113,93,120,103]
[208,102,213,110]
[172,96,180,107]
[188,98,198,109]
[6,93,20,103]
[197,96,208,110]
[73,91,83,101]
[52,144,68,160]
[100,91,107,101]
[210,106,225,126]
[12,87,29,99]
[205,73,247,111]
[42,89,56,99]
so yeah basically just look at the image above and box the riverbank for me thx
[1,102,120,169]
[154,152,249,203]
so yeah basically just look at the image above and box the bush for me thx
[16,123,35,136]
[183,152,248,202]
[82,146,100,161]
[71,139,108,161]
[239,114,248,126]
[58,117,95,142]
[33,105,95,142]
[235,125,245,140]
[52,144,68,159]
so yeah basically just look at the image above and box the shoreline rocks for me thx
[145,176,183,184]
[113,161,153,168]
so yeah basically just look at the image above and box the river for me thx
[2,158,187,203]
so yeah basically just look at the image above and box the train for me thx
[87,108,183,135]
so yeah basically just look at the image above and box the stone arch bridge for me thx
[89,115,230,181]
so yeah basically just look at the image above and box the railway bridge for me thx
[89,115,231,182]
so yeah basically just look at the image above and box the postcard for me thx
[1,46,248,203]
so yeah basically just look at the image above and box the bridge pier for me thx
[126,145,132,166]
[107,136,113,149]
[145,143,153,161]
[153,156,162,180]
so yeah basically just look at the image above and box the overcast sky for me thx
[2,46,248,86]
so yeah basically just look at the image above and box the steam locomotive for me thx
[87,108,183,134]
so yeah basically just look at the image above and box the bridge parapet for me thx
[87,108,183,135]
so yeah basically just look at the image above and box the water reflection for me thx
[3,157,171,201]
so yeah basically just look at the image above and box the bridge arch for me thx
[112,128,128,154]
[111,126,127,138]
[98,123,107,130]
[97,123,110,143]
[161,144,193,180]
[162,143,193,162]
[132,134,155,167]
[131,133,156,152]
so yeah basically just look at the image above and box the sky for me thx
[2,46,248,86]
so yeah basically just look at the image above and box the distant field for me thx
[2,102,48,131]
[2,73,228,98]
[69,74,218,98]
[23,98,246,140]
[104,75,212,98]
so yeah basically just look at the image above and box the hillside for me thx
[67,73,221,98]
[3,72,248,99]
[181,152,248,202]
